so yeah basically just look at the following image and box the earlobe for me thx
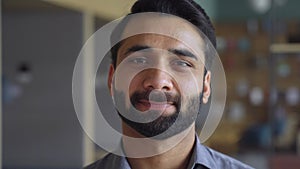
[202,71,211,104]
[107,64,115,96]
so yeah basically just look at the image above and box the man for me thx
[86,0,254,168]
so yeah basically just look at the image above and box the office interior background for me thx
[2,0,300,168]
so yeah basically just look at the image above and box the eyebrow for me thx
[168,49,198,61]
[125,45,151,55]
[124,45,198,61]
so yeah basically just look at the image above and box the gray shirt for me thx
[85,136,254,169]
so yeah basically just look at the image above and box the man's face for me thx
[108,15,211,139]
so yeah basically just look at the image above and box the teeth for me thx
[150,102,167,105]
[148,100,168,104]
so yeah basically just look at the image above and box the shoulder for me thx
[204,146,254,169]
[84,153,125,169]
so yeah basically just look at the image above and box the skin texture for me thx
[107,15,211,169]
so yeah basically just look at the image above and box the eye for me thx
[129,57,147,64]
[172,60,192,67]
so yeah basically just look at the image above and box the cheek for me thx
[128,74,144,95]
[178,79,202,112]
[175,74,203,96]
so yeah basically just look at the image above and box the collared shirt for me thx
[85,136,254,169]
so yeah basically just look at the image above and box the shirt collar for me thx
[118,135,217,169]
[187,135,217,169]
[118,155,131,169]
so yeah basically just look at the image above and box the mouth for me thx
[135,99,177,116]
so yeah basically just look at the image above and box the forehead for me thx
[118,13,205,59]
[119,34,194,52]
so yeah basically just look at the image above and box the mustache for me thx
[130,90,180,105]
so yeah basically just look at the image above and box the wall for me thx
[3,3,84,168]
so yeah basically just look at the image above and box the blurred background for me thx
[1,0,300,169]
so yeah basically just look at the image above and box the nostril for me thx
[162,86,171,91]
[143,79,173,91]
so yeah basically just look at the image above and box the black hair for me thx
[110,0,216,69]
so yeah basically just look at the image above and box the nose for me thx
[142,69,174,91]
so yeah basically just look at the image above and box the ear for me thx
[107,64,115,96]
[202,71,211,104]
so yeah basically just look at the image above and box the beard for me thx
[113,88,201,140]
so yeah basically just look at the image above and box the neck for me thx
[122,122,196,169]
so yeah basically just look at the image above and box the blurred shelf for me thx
[270,43,300,54]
